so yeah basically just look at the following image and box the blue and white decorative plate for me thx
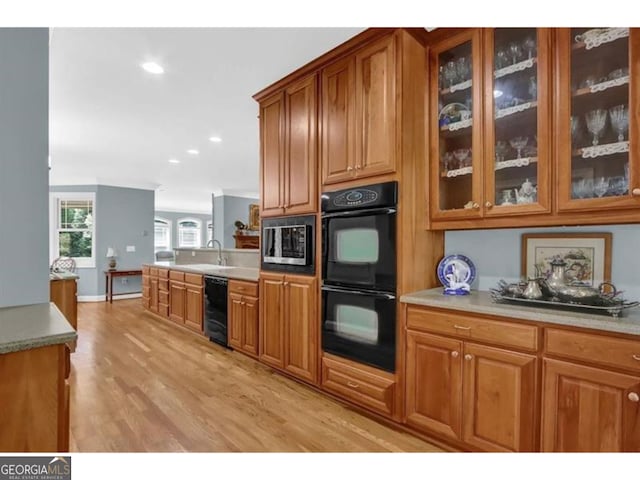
[437,254,476,295]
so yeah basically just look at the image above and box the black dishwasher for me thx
[204,275,228,347]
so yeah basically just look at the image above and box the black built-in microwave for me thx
[261,214,315,275]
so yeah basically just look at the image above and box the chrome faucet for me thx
[208,239,226,265]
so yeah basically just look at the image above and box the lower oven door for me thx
[321,285,396,373]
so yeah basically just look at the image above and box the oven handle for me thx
[321,207,396,219]
[321,284,396,300]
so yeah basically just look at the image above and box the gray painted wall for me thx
[221,196,259,248]
[0,29,49,308]
[445,224,640,299]
[155,210,212,249]
[51,185,154,298]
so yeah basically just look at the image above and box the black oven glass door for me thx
[323,208,396,292]
[322,285,396,372]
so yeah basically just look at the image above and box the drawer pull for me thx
[628,392,640,402]
[451,351,459,358]
[632,354,640,361]
[347,381,359,389]
[454,325,471,330]
[464,354,473,361]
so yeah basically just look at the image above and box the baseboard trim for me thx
[78,293,142,303]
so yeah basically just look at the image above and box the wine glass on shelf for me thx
[444,60,457,87]
[594,177,609,198]
[509,136,529,159]
[453,148,471,168]
[495,141,509,162]
[509,42,523,64]
[609,105,629,142]
[571,116,583,147]
[456,56,470,82]
[585,109,608,146]
[442,151,455,171]
[523,37,537,59]
[495,49,509,70]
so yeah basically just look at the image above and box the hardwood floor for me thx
[70,299,442,452]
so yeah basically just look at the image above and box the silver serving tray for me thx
[490,290,640,318]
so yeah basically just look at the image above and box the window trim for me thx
[154,216,172,252]
[49,192,97,269]
[206,220,213,245]
[177,217,203,248]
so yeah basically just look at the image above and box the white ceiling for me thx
[49,28,365,213]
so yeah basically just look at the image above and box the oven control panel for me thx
[333,189,378,207]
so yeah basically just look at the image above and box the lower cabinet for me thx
[321,353,396,418]
[228,281,259,358]
[541,358,640,452]
[169,280,186,325]
[405,329,538,452]
[184,285,204,332]
[168,272,203,332]
[260,272,318,384]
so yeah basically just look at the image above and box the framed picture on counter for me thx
[521,232,612,286]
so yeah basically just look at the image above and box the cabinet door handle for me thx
[628,392,639,402]
[347,166,353,171]
[633,354,640,361]
[454,324,471,330]
[347,381,359,389]
[632,188,640,197]
[284,282,289,286]
[355,165,361,170]
[472,202,480,210]
[451,351,459,358]
[464,354,473,361]
[485,201,493,209]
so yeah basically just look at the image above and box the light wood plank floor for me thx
[70,299,442,452]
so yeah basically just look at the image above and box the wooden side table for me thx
[104,269,143,303]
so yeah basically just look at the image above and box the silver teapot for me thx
[543,257,616,304]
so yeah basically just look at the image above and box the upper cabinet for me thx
[259,74,318,218]
[321,34,397,186]
[556,28,640,212]
[430,28,552,222]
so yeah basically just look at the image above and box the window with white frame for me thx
[154,217,172,252]
[50,193,96,268]
[206,221,213,245]
[178,218,202,248]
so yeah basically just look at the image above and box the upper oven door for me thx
[322,207,396,292]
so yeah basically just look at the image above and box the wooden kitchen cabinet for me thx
[555,28,640,214]
[541,358,640,452]
[228,280,259,358]
[50,277,78,352]
[321,33,397,186]
[404,305,539,451]
[184,285,204,332]
[405,330,463,441]
[259,74,317,217]
[430,28,552,223]
[259,272,318,384]
[169,280,186,325]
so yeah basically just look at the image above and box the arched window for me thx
[178,218,202,248]
[154,217,172,252]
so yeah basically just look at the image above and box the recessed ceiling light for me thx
[209,136,222,143]
[141,62,164,74]
[187,149,199,155]
[168,159,180,164]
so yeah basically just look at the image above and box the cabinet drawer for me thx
[142,275,150,286]
[158,279,169,292]
[169,270,185,282]
[142,286,150,299]
[229,280,258,296]
[545,328,640,373]
[321,354,395,418]
[406,306,539,352]
[185,273,203,286]
[142,265,150,275]
[149,267,158,277]
[158,268,169,279]
[159,291,169,305]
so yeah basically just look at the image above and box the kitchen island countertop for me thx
[0,302,77,354]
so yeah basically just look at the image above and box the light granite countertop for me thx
[149,262,259,282]
[0,303,77,354]
[400,288,640,337]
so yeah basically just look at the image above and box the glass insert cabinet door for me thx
[430,29,483,220]
[557,28,640,211]
[483,28,551,215]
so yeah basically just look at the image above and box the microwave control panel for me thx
[333,189,378,207]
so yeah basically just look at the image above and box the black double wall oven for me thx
[321,181,398,373]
